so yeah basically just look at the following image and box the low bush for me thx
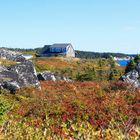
[0,81,139,139]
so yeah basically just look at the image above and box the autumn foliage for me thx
[0,80,140,139]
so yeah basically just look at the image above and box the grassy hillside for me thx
[34,57,125,81]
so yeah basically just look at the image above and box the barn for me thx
[39,43,75,57]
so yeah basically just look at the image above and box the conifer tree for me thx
[125,59,136,73]
[134,55,140,64]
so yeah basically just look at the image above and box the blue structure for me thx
[116,60,130,66]
[39,43,75,57]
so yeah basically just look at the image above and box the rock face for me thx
[0,49,26,62]
[0,61,40,92]
[37,71,56,81]
[120,64,140,88]
[37,71,70,82]
[0,49,40,92]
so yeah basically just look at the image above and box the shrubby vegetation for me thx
[1,48,140,139]
[75,50,127,59]
[0,81,140,139]
[34,57,123,81]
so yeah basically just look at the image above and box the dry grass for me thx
[0,59,16,66]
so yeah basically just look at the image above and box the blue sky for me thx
[0,0,140,53]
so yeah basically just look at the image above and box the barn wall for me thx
[66,45,75,57]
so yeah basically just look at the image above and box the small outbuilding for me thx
[39,43,75,57]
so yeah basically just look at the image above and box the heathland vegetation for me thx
[34,57,123,81]
[0,49,140,139]
[0,80,140,139]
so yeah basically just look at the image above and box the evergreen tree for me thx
[125,59,136,73]
[134,55,140,64]
[109,68,119,80]
[76,67,96,81]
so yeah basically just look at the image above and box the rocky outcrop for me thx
[37,71,56,81]
[0,61,40,92]
[0,49,26,62]
[37,71,70,82]
[0,49,40,92]
[0,49,70,92]
[120,64,140,88]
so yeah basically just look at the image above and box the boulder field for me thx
[0,49,69,92]
[1,48,139,92]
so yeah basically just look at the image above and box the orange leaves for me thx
[6,80,140,132]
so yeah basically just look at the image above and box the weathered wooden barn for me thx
[39,43,75,57]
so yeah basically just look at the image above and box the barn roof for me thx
[50,43,72,48]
